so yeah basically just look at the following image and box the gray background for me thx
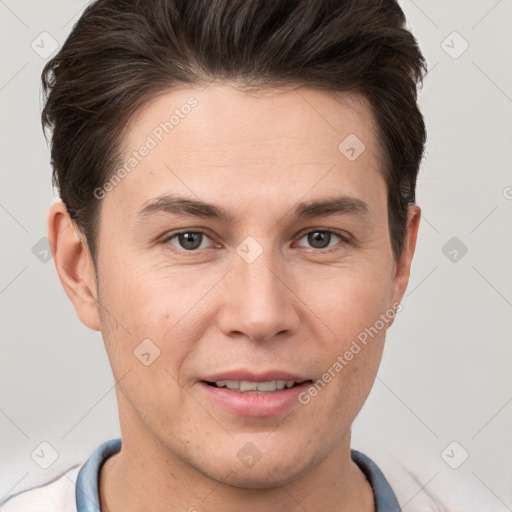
[1,0,511,509]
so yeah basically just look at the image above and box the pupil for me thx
[308,231,330,249]
[179,232,201,250]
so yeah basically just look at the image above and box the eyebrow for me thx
[135,193,369,224]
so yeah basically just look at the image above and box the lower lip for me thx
[198,381,312,417]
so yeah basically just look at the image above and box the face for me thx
[67,84,417,488]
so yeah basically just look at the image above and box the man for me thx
[1,0,433,510]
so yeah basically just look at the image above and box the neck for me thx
[99,431,374,512]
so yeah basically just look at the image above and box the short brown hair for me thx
[41,0,427,265]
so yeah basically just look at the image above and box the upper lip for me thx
[201,370,310,383]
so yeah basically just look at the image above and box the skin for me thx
[48,83,420,512]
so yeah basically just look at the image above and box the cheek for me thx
[96,259,220,379]
[298,265,392,400]
[304,264,393,342]
[98,254,203,330]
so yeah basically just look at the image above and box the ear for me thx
[390,204,421,313]
[47,201,101,331]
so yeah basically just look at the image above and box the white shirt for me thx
[0,438,499,511]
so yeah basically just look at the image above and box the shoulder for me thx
[1,438,121,512]
[0,465,81,512]
[357,447,508,512]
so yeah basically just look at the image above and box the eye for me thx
[295,230,347,251]
[163,228,349,253]
[164,231,215,251]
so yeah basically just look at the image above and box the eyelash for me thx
[162,228,351,254]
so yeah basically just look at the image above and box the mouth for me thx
[198,376,314,417]
[203,379,310,393]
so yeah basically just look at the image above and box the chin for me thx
[213,465,302,490]
[198,449,319,490]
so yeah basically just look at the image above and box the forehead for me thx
[107,84,385,220]
[124,83,378,159]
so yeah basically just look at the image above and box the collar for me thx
[76,439,401,511]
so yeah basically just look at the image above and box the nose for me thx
[217,241,300,343]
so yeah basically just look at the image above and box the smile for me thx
[207,379,302,392]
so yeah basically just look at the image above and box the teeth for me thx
[240,381,258,391]
[213,380,298,392]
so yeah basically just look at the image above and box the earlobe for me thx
[390,204,421,309]
[47,201,101,331]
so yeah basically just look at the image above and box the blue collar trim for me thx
[76,439,401,511]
